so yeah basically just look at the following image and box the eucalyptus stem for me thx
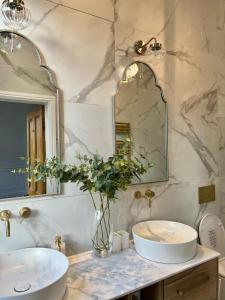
[93,203,108,247]
[92,194,111,253]
[93,205,108,239]
[90,192,102,246]
[89,192,97,210]
[100,193,110,240]
[107,197,111,233]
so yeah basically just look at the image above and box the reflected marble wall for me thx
[115,63,168,183]
[0,0,225,253]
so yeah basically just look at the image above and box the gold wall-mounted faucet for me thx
[134,189,155,207]
[0,210,11,237]
[55,235,62,252]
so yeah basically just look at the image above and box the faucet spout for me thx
[55,235,62,252]
[0,210,11,237]
[5,219,10,237]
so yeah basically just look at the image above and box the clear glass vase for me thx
[91,194,113,257]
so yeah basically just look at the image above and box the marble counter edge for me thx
[65,245,220,300]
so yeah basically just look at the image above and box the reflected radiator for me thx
[115,122,131,156]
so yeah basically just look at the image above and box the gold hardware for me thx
[134,191,143,199]
[198,185,215,204]
[134,190,155,207]
[0,210,11,237]
[145,189,155,208]
[134,37,162,56]
[55,235,62,252]
[19,207,31,219]
[145,189,155,198]
[177,290,184,296]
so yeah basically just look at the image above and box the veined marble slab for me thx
[64,245,219,300]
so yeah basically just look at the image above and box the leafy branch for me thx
[13,139,153,201]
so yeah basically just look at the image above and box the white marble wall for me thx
[113,0,225,232]
[0,0,225,254]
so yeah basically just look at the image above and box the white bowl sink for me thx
[0,248,69,300]
[133,220,198,263]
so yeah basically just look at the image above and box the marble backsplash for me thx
[0,0,224,254]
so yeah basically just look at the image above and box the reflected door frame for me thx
[0,89,60,197]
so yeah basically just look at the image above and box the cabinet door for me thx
[141,282,164,300]
[117,295,133,300]
[164,259,218,300]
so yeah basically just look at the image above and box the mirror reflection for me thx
[0,101,46,198]
[114,62,168,184]
[0,31,60,200]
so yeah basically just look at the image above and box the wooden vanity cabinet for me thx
[162,258,218,300]
[118,258,218,300]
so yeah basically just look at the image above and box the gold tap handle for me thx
[19,207,31,224]
[145,190,155,198]
[145,190,155,208]
[19,207,31,218]
[134,191,143,199]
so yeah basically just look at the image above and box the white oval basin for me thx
[0,248,69,300]
[133,220,198,263]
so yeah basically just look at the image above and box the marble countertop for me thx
[63,245,219,300]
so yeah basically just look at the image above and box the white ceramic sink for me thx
[0,248,69,300]
[133,220,198,263]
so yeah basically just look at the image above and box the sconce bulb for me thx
[149,42,162,51]
[0,31,21,53]
[1,0,31,30]
[149,47,166,58]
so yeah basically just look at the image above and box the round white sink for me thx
[0,248,69,300]
[132,220,198,263]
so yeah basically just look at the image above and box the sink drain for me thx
[14,283,31,293]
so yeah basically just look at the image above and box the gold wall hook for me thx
[0,210,11,237]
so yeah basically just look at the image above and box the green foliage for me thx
[13,140,153,201]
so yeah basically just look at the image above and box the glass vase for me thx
[91,194,113,257]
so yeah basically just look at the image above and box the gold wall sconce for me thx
[134,37,163,56]
[134,189,155,207]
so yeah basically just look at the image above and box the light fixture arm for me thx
[141,37,157,49]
